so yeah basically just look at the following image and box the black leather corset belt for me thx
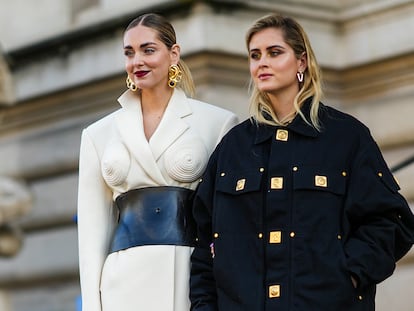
[109,186,196,253]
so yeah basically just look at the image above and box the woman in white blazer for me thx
[77,13,238,311]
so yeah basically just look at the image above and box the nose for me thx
[130,53,144,67]
[258,54,269,67]
[136,54,145,66]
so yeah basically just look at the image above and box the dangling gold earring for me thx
[126,75,137,92]
[168,64,182,88]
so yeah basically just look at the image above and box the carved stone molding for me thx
[0,177,31,257]
[0,51,15,106]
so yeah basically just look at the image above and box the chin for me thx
[257,86,277,94]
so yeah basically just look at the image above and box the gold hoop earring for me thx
[168,64,182,88]
[126,75,138,92]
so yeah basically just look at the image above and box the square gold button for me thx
[236,178,246,191]
[276,129,288,141]
[315,175,328,187]
[270,177,283,190]
[269,231,282,244]
[269,284,281,298]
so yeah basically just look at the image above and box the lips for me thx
[134,70,149,78]
[258,73,272,80]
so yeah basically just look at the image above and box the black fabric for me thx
[190,101,414,311]
[109,186,196,253]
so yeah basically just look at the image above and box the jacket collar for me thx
[254,98,320,144]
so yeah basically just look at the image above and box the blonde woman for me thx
[190,13,414,311]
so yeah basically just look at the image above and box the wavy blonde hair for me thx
[246,13,323,129]
[126,13,195,97]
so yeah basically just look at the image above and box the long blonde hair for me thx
[246,13,323,129]
[125,13,195,97]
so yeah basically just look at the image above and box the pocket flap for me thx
[293,166,346,195]
[217,170,262,195]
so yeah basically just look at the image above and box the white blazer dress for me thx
[77,88,238,311]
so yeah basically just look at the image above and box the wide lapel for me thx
[115,90,167,184]
[149,89,192,161]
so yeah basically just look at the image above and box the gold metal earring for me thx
[168,64,182,88]
[126,75,138,91]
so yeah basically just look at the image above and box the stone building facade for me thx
[0,0,413,310]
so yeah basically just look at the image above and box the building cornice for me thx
[5,1,196,70]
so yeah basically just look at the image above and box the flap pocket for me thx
[293,166,346,195]
[216,170,262,195]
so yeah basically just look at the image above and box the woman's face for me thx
[248,27,305,97]
[123,25,179,91]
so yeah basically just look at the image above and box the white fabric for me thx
[77,88,238,311]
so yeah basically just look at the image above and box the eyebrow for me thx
[124,42,157,50]
[249,44,286,52]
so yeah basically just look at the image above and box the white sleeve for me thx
[77,129,114,311]
[216,113,239,145]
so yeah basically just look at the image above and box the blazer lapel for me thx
[115,90,167,184]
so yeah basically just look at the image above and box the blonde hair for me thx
[246,13,323,129]
[126,13,195,97]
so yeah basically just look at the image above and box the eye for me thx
[144,48,156,54]
[124,50,134,57]
[250,51,261,60]
[269,49,281,57]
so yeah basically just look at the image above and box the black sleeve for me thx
[344,138,414,289]
[190,149,219,311]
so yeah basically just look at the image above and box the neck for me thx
[267,92,297,124]
[140,87,173,114]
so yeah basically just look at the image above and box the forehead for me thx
[123,25,161,46]
[249,27,286,49]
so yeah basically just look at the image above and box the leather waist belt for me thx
[109,186,196,253]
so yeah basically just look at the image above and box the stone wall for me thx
[0,1,413,310]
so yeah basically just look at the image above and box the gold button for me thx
[258,233,263,239]
[214,233,219,238]
[236,178,246,191]
[293,166,298,172]
[378,172,383,177]
[269,285,281,298]
[342,171,347,177]
[337,234,342,240]
[220,172,225,177]
[276,129,288,141]
[199,178,203,182]
[315,175,328,187]
[259,167,265,172]
[358,295,363,300]
[270,177,284,190]
[290,232,295,238]
[269,231,282,244]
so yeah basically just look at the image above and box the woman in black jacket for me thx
[190,13,414,311]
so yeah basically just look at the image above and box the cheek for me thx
[249,62,258,77]
[279,58,298,72]
[125,60,133,73]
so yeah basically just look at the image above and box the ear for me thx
[298,52,307,72]
[170,44,181,65]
